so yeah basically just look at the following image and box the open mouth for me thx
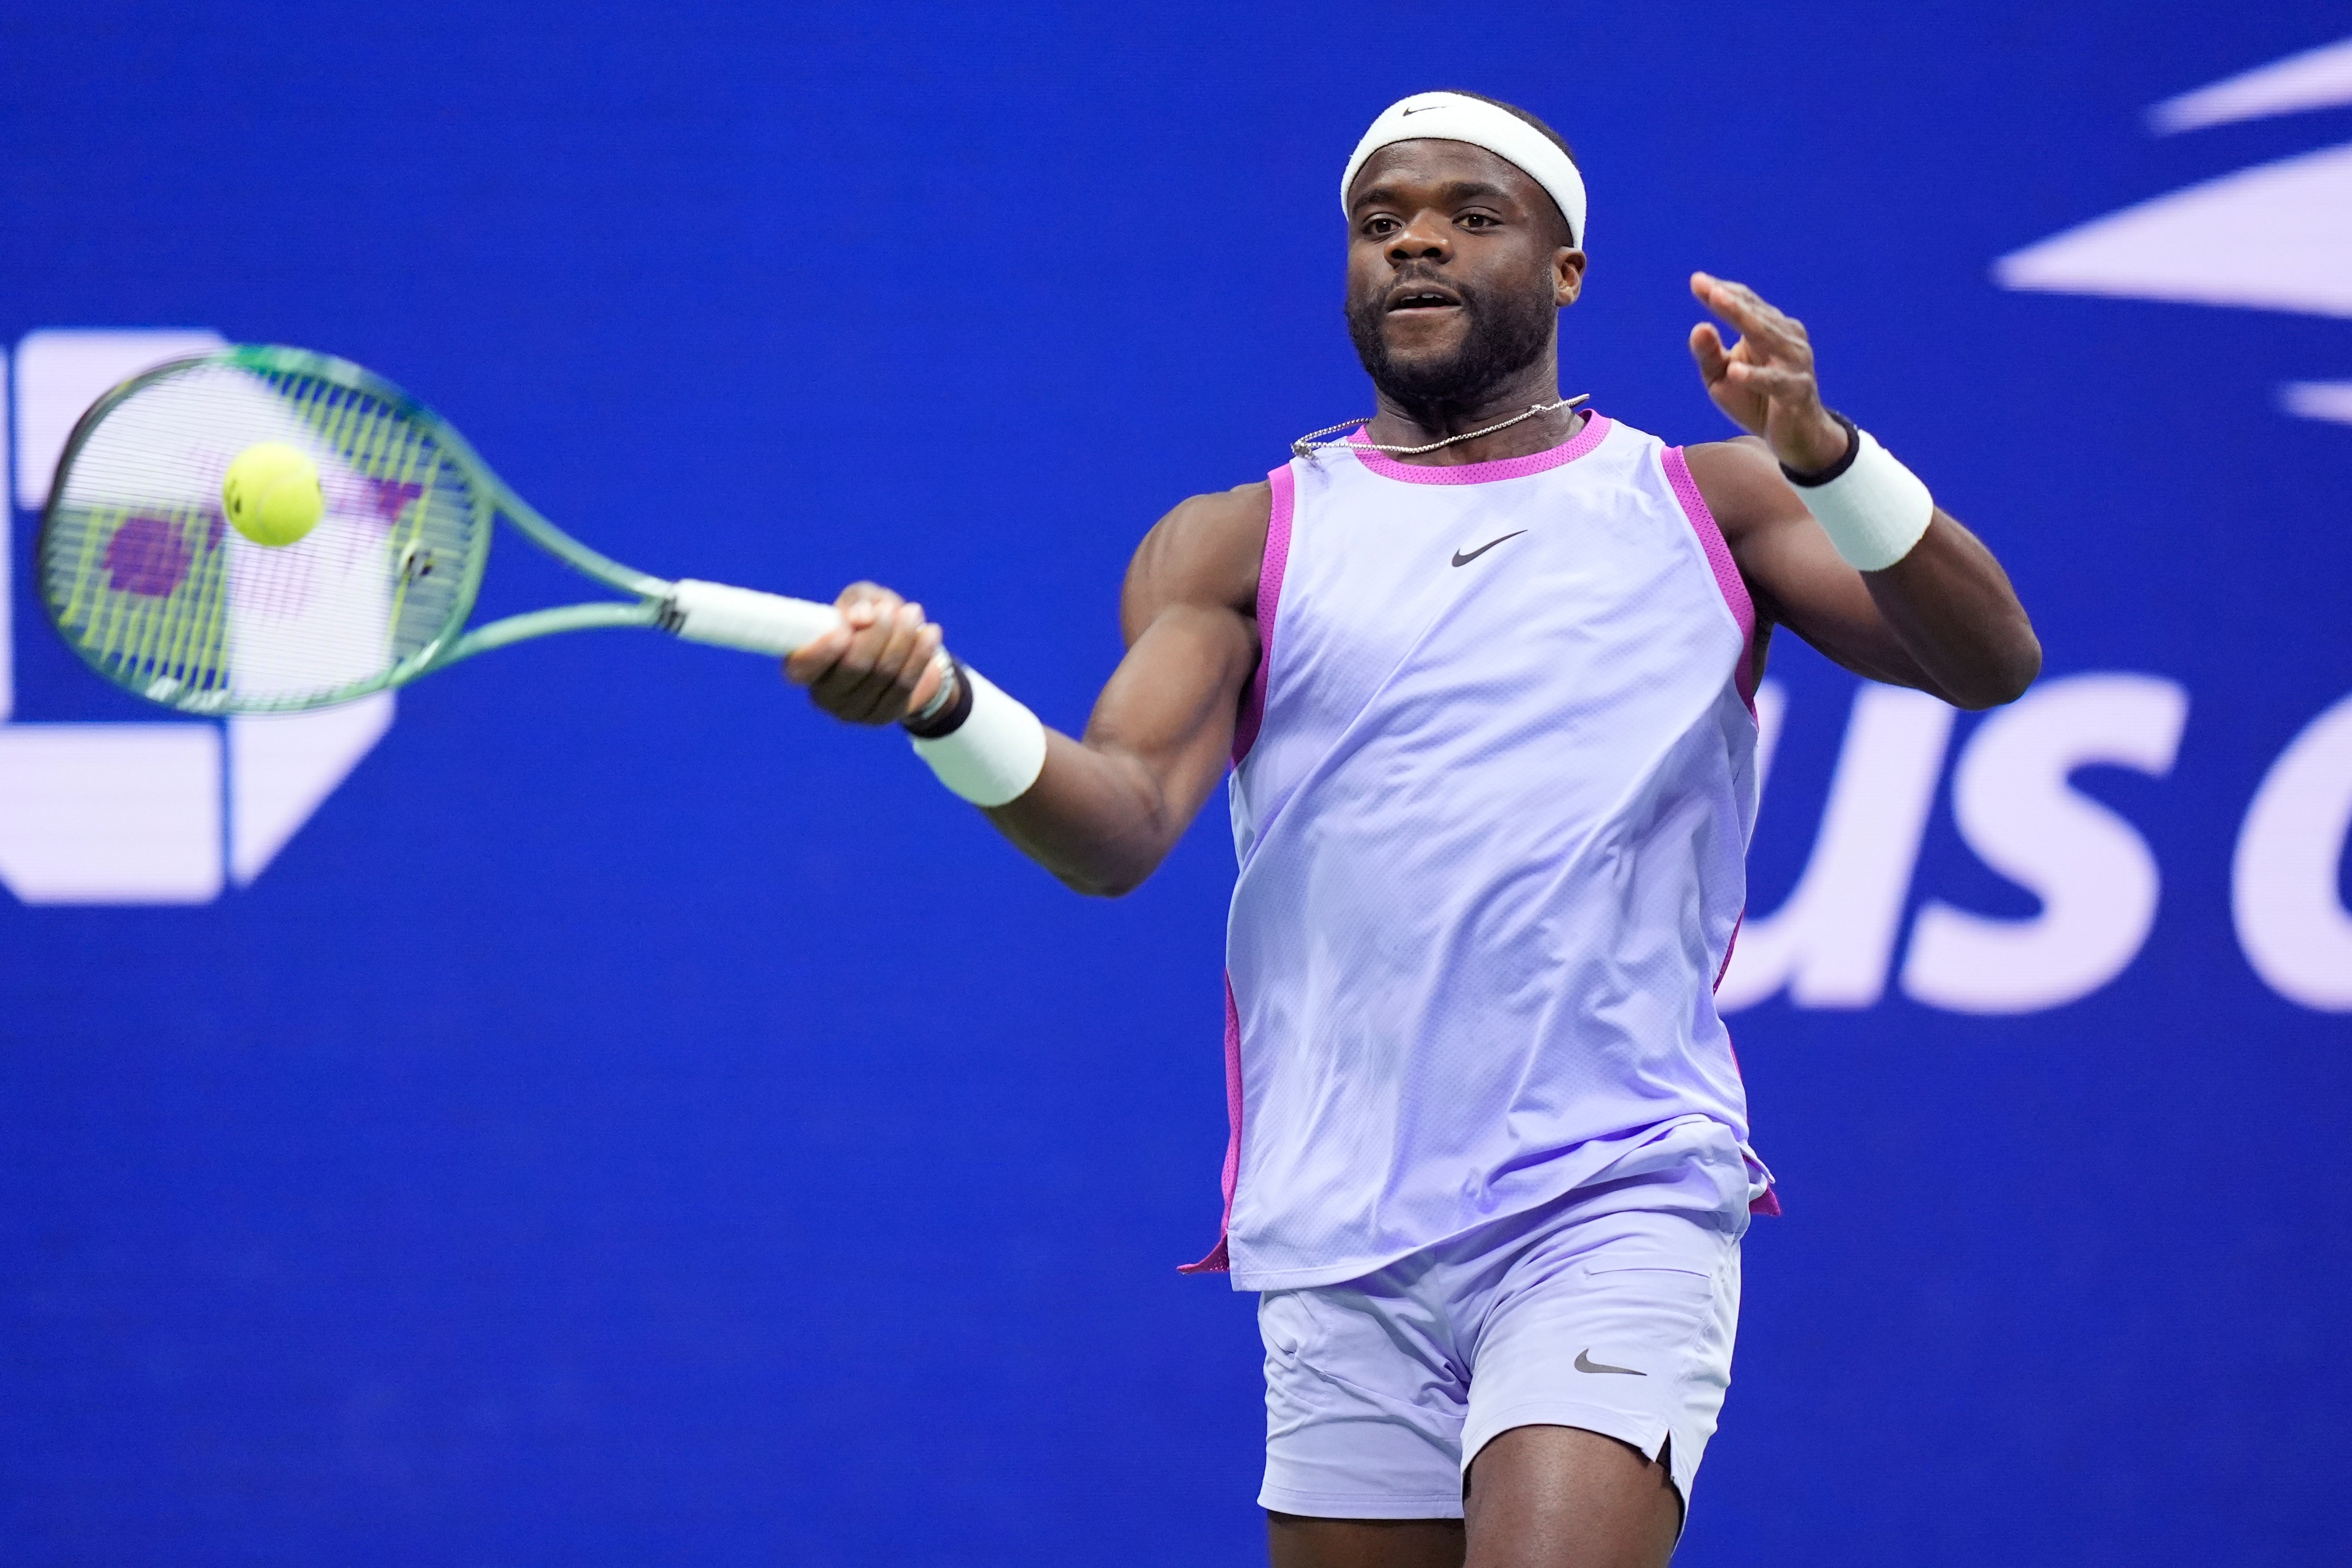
[1387,285,1463,313]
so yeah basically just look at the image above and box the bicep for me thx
[1084,602,1258,803]
[1091,484,1268,808]
[977,483,1269,895]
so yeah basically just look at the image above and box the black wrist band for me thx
[900,655,974,739]
[1780,409,1861,488]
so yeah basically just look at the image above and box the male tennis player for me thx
[786,91,2037,1568]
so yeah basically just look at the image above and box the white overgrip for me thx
[666,579,843,654]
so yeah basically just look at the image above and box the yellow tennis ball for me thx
[221,442,324,547]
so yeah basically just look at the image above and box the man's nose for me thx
[1387,214,1450,263]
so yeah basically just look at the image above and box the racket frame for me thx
[39,345,700,714]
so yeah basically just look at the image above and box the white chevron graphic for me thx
[0,330,393,904]
[1994,37,2352,426]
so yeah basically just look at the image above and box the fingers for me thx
[781,581,884,688]
[781,627,849,685]
[1720,358,1814,399]
[1691,271,1773,332]
[1688,321,1731,385]
[781,583,947,725]
[904,641,950,716]
[1689,271,1812,368]
[824,599,929,724]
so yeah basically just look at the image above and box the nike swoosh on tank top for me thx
[1195,414,1773,1290]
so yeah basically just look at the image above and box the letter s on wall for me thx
[1901,674,2190,1015]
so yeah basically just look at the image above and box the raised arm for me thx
[1682,273,2041,710]
[782,482,1270,895]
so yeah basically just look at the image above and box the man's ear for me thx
[1554,248,1587,307]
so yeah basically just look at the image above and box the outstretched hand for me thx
[1688,272,1851,474]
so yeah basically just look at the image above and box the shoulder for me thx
[1678,436,1807,547]
[1122,479,1270,637]
[1156,479,1273,553]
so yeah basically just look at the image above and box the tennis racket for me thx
[37,344,864,715]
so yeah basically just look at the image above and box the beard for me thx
[1345,273,1556,411]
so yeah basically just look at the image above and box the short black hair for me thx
[1442,90,1579,245]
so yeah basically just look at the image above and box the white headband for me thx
[1341,91,1587,249]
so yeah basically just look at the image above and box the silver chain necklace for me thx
[1291,393,1591,461]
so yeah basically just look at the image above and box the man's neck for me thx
[1363,353,1583,467]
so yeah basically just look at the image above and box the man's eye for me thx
[1460,214,1496,228]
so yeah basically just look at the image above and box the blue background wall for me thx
[3,4,2349,1563]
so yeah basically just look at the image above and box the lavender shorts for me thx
[1255,1119,1753,1521]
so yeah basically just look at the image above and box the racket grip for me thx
[664,579,843,655]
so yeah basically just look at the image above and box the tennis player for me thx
[786,90,2038,1568]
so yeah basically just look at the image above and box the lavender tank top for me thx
[1190,414,1771,1291]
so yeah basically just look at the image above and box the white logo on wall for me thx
[1723,39,2352,1016]
[1995,35,2352,426]
[1,330,393,905]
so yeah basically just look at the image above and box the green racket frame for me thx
[38,345,844,715]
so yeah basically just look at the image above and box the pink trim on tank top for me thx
[1660,445,1759,712]
[1344,411,1612,485]
[1231,463,1295,766]
[1719,1014,1779,1216]
[1178,975,1245,1274]
[1198,428,1780,1265]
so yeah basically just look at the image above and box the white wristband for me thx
[1793,428,1935,572]
[907,664,1047,807]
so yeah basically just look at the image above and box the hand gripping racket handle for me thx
[664,579,844,655]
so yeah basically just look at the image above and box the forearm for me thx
[984,734,1192,897]
[785,491,1266,892]
[1781,419,2040,707]
[1862,510,2041,709]
[1686,275,2040,710]
[981,606,1254,897]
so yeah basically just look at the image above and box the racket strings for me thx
[41,357,489,713]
